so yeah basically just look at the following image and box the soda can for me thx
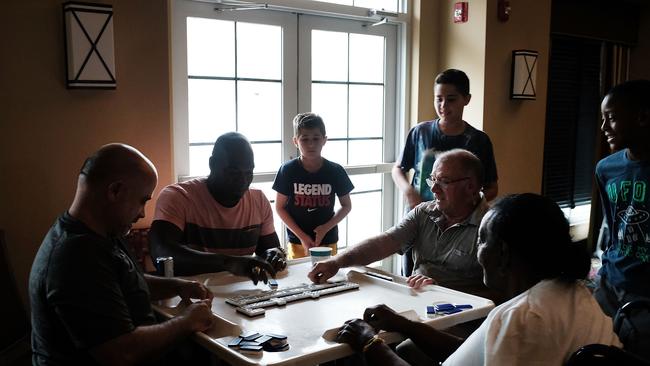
[155,257,174,277]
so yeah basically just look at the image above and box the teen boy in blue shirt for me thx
[392,69,498,275]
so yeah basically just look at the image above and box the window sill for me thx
[562,203,591,241]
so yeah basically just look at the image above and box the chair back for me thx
[125,228,155,273]
[613,299,650,362]
[0,230,31,364]
[566,344,650,366]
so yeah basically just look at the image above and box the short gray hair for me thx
[432,148,484,185]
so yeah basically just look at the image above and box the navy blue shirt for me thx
[273,158,354,245]
[398,119,498,203]
[596,149,650,296]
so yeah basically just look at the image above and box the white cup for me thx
[309,247,332,265]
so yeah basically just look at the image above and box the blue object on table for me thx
[438,308,463,315]
[241,332,262,341]
[430,303,473,315]
[434,303,455,312]
[228,337,242,347]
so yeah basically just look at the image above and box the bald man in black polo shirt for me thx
[29,144,215,365]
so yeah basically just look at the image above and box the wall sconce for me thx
[63,2,116,89]
[510,50,538,100]
[497,0,511,22]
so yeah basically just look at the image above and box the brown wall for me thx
[551,0,640,45]
[415,0,550,194]
[409,1,439,123]
[631,4,650,80]
[0,0,172,305]
[483,0,551,195]
[438,0,488,130]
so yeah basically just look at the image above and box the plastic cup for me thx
[309,247,332,265]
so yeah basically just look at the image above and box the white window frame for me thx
[172,2,298,177]
[171,0,410,273]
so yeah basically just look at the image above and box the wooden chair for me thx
[125,228,155,273]
[0,230,31,366]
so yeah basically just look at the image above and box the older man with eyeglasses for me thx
[309,149,495,300]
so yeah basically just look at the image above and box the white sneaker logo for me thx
[307,208,317,212]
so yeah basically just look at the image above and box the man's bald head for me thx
[207,132,255,207]
[433,148,484,187]
[80,143,158,187]
[210,132,253,162]
[70,144,158,237]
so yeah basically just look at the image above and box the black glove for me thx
[335,319,377,352]
[264,247,287,272]
[226,256,276,285]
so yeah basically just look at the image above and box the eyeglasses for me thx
[425,176,471,189]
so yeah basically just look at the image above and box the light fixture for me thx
[510,50,538,100]
[63,2,116,89]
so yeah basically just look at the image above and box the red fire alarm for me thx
[454,2,468,23]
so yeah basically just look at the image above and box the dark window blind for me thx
[542,36,601,208]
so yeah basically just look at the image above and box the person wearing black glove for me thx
[149,132,287,283]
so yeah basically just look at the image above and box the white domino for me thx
[236,306,266,317]
[227,281,360,317]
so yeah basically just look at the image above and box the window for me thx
[181,12,293,176]
[542,36,600,210]
[542,35,602,240]
[172,0,405,268]
[316,0,400,12]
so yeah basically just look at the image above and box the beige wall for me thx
[409,1,439,123]
[438,0,488,130]
[413,0,550,194]
[0,0,171,305]
[483,0,551,195]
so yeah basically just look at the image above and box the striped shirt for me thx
[153,178,275,256]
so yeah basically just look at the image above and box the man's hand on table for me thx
[307,259,340,283]
[335,318,377,352]
[406,274,437,289]
[179,299,215,332]
[226,256,276,285]
[176,279,213,302]
[264,247,287,272]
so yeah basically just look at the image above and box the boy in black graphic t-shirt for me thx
[273,113,354,259]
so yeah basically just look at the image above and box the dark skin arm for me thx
[364,304,464,361]
[149,220,286,284]
[254,232,287,271]
[336,319,410,366]
[336,304,464,364]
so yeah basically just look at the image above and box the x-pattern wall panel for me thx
[63,2,116,89]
